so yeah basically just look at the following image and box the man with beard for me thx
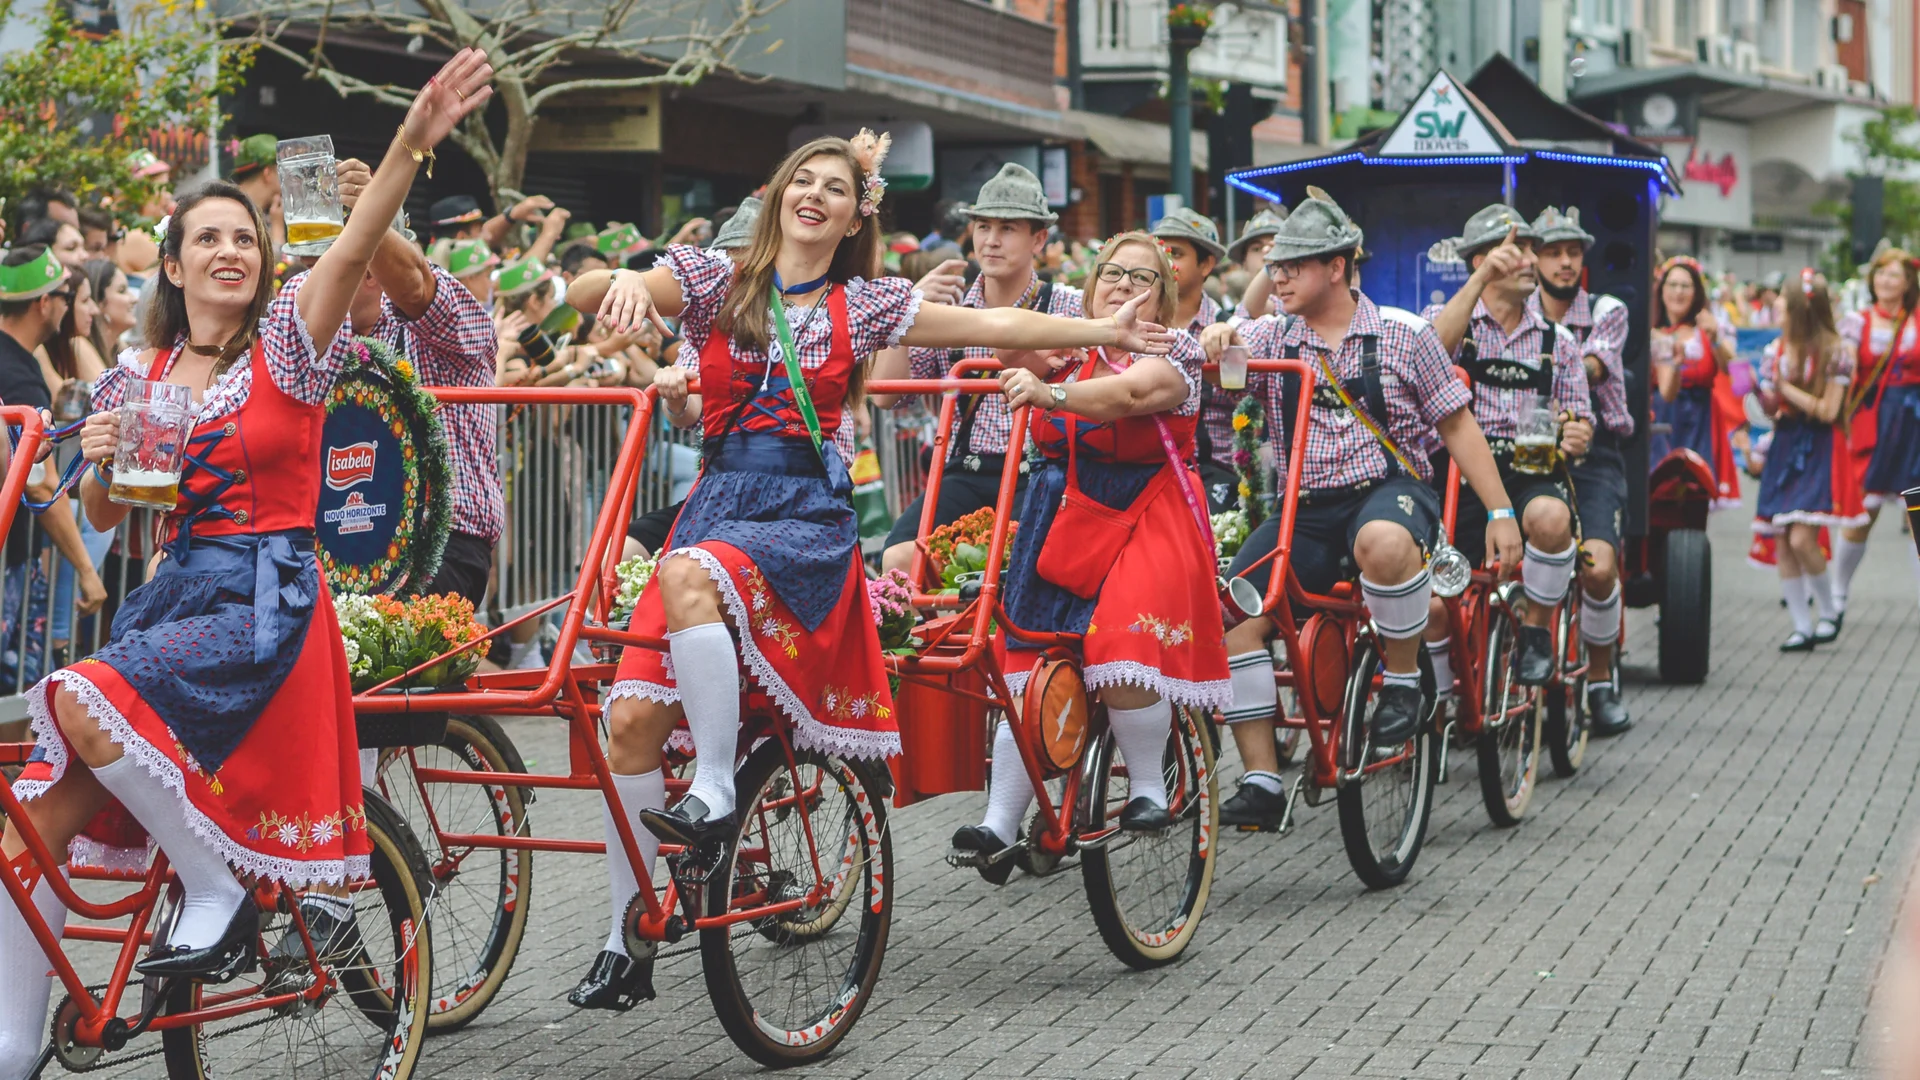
[1422,205,1592,694]
[1528,207,1632,736]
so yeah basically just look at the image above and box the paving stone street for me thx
[399,500,1918,1079]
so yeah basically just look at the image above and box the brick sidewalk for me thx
[412,500,1918,1080]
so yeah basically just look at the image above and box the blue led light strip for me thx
[1227,148,1679,196]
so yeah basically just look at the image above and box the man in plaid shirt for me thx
[870,163,1081,575]
[1197,189,1521,830]
[1529,205,1634,737]
[333,161,501,605]
[1422,204,1594,696]
[1151,208,1244,510]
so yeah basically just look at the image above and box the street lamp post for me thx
[1167,10,1208,206]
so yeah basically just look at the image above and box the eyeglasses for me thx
[1267,258,1318,282]
[1094,262,1160,289]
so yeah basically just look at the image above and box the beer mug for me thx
[1428,540,1471,598]
[109,379,194,510]
[277,135,344,256]
[1512,394,1560,476]
[1218,344,1250,391]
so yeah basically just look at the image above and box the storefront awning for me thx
[1070,110,1209,172]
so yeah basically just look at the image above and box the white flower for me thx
[310,818,339,845]
[275,822,303,847]
[153,215,170,242]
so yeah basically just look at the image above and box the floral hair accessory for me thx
[1657,254,1703,280]
[153,215,171,243]
[849,128,892,217]
[1801,267,1817,295]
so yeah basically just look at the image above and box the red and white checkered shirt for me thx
[667,244,921,372]
[1191,294,1255,471]
[1239,292,1472,487]
[370,264,504,543]
[1419,297,1593,439]
[1759,336,1853,391]
[901,272,1083,460]
[1530,289,1634,438]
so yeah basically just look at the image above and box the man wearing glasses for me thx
[1197,190,1519,831]
[0,245,108,619]
[870,163,1082,575]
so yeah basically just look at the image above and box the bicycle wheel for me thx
[1080,704,1217,970]
[1476,604,1543,826]
[371,715,533,1032]
[162,792,433,1080]
[1335,639,1438,889]
[1544,599,1590,778]
[1017,776,1069,876]
[701,740,891,1068]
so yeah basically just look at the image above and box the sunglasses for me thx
[1094,262,1160,289]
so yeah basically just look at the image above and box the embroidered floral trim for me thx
[820,685,891,724]
[1128,613,1195,648]
[657,547,901,761]
[737,567,802,658]
[251,805,366,853]
[18,669,371,887]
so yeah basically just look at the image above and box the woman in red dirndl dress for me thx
[560,134,1180,1009]
[0,53,492,1062]
[951,231,1230,878]
[1832,251,1920,614]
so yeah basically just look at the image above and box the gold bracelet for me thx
[394,124,436,179]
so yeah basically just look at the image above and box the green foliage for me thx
[1823,106,1920,278]
[0,0,253,220]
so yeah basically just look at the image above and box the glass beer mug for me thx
[277,135,344,255]
[109,379,195,510]
[1512,393,1560,476]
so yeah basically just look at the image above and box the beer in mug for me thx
[108,468,182,511]
[109,379,194,511]
[1512,435,1558,475]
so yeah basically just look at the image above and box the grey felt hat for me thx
[962,163,1057,223]
[1152,207,1226,260]
[710,196,762,251]
[1454,203,1538,260]
[1227,208,1288,262]
[1530,205,1594,249]
[1264,186,1364,263]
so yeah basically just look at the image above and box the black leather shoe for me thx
[1586,685,1632,738]
[1118,796,1172,832]
[567,949,655,1012]
[639,795,736,849]
[1780,631,1815,652]
[949,825,1018,885]
[1812,618,1839,644]
[1832,611,1846,632]
[1513,624,1555,686]
[1219,782,1287,831]
[136,900,259,983]
[1369,684,1424,748]
[262,898,363,995]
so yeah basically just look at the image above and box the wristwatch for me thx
[1048,383,1068,408]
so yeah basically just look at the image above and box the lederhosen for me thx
[1437,326,1571,565]
[1566,324,1630,552]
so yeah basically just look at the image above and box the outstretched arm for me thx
[901,291,1173,356]
[569,266,683,336]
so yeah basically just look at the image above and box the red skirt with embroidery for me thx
[606,543,900,760]
[1000,467,1231,708]
[13,586,369,885]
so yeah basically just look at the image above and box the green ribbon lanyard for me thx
[767,282,828,461]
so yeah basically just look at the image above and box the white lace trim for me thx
[605,679,678,706]
[1711,496,1743,511]
[1865,491,1893,510]
[657,547,901,761]
[1752,509,1872,534]
[1002,659,1231,712]
[888,288,924,349]
[19,670,369,887]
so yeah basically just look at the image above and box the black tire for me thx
[1080,704,1218,970]
[1544,600,1591,778]
[1335,640,1437,889]
[702,741,891,1068]
[162,792,433,1080]
[1476,604,1542,827]
[1658,527,1711,684]
[369,714,533,1033]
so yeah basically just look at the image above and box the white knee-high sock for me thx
[1424,640,1454,694]
[601,769,664,956]
[1222,650,1278,724]
[1806,571,1839,622]
[1107,700,1173,810]
[980,721,1034,845]
[1833,536,1867,608]
[0,860,67,1080]
[1361,569,1432,645]
[358,748,380,788]
[90,756,244,950]
[1781,575,1814,636]
[668,623,741,818]
[1580,581,1623,647]
[1522,542,1579,606]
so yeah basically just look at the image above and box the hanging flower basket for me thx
[1167,3,1212,48]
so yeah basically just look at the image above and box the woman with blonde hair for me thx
[1753,270,1865,650]
[1833,248,1920,613]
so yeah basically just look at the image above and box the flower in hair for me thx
[849,128,892,217]
[1801,267,1816,296]
[153,214,170,242]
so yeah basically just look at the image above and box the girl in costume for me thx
[561,133,1176,1009]
[950,232,1229,880]
[1834,249,1920,613]
[1754,271,1863,651]
[1652,256,1741,507]
[0,49,494,1070]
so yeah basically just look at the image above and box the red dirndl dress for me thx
[997,343,1230,708]
[14,291,368,885]
[604,246,914,761]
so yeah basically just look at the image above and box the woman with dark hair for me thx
[1754,272,1860,649]
[0,50,493,1062]
[81,258,134,375]
[1652,256,1740,506]
[1833,249,1920,613]
[561,131,1174,1009]
[39,267,99,391]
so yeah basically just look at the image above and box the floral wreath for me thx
[1230,393,1268,525]
[849,129,891,217]
[1656,254,1704,281]
[319,336,454,597]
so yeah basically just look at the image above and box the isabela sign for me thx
[1378,72,1509,157]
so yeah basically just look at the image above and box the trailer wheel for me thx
[1658,528,1711,684]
